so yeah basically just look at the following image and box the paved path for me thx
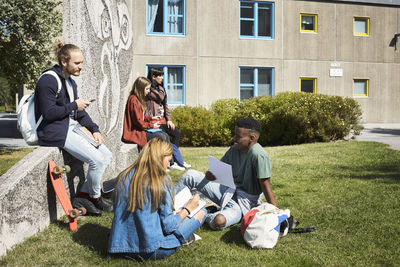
[0,113,30,149]
[355,123,400,151]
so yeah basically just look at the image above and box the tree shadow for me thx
[336,163,400,183]
[72,223,111,257]
[367,128,400,136]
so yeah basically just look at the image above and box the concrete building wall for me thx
[284,0,400,122]
[131,0,400,122]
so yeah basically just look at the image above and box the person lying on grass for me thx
[175,117,277,230]
[108,138,206,261]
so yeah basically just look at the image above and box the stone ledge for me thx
[0,143,138,256]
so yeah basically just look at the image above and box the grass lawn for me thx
[0,148,35,176]
[0,105,16,113]
[0,141,399,266]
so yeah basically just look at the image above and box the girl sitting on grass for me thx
[108,138,206,261]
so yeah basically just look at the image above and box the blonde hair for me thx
[116,138,173,212]
[53,40,80,66]
[129,77,151,111]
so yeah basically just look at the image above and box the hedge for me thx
[171,92,362,146]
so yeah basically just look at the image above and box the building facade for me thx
[131,0,400,123]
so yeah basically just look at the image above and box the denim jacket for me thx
[108,169,182,254]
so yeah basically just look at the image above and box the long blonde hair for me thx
[130,77,151,111]
[116,138,173,212]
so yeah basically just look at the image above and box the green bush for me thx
[234,96,276,145]
[210,99,239,146]
[171,105,217,146]
[264,92,362,145]
[171,92,362,146]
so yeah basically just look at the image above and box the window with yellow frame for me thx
[300,14,317,33]
[353,17,369,36]
[300,78,317,94]
[353,79,369,97]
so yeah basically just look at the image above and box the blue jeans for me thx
[122,208,206,261]
[145,131,184,166]
[63,120,112,198]
[175,170,242,230]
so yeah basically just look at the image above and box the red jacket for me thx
[122,95,154,147]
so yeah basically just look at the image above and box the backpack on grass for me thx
[17,71,62,145]
[240,202,315,249]
[240,202,291,249]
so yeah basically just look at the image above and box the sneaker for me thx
[182,233,196,247]
[72,197,102,216]
[183,162,191,169]
[205,204,219,214]
[169,162,185,171]
[92,197,113,212]
[101,188,113,200]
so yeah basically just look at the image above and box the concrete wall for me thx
[0,0,138,256]
[131,0,400,122]
[62,0,139,183]
[283,1,400,122]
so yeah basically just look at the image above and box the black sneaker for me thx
[72,197,102,216]
[205,204,219,214]
[93,197,113,212]
[101,188,113,200]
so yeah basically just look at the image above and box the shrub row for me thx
[172,92,362,147]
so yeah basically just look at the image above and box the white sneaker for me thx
[183,162,191,169]
[169,163,185,171]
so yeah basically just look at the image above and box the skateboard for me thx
[48,160,86,231]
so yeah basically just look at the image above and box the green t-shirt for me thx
[221,143,272,195]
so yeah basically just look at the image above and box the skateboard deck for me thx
[48,160,86,231]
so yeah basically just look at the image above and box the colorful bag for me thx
[240,202,291,249]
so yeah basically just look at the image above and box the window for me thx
[147,65,186,104]
[147,0,185,35]
[300,78,317,94]
[353,79,369,97]
[239,67,274,101]
[300,14,317,33]
[239,1,274,39]
[354,17,369,36]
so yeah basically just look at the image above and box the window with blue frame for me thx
[147,0,185,35]
[147,65,186,104]
[239,1,274,39]
[239,67,274,101]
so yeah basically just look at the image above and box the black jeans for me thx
[160,124,181,147]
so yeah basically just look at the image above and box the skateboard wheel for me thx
[78,207,87,216]
[53,166,63,175]
[63,165,71,173]
[69,209,79,218]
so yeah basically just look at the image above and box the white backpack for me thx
[240,203,291,249]
[17,71,62,145]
